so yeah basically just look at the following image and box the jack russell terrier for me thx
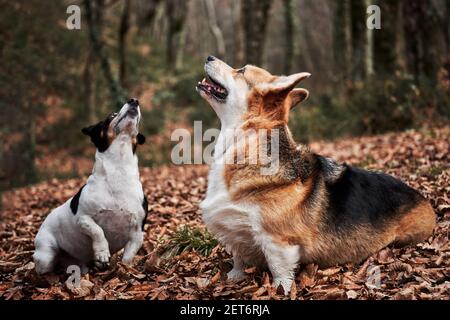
[33,99,148,274]
[197,56,436,293]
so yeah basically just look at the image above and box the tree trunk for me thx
[343,0,352,80]
[283,0,294,74]
[119,0,130,88]
[232,0,244,66]
[175,25,187,71]
[165,0,188,70]
[373,0,398,75]
[395,0,406,71]
[166,5,175,67]
[403,0,439,83]
[18,95,37,187]
[23,111,36,185]
[84,0,124,107]
[83,50,97,123]
[291,0,302,72]
[241,0,273,66]
[333,1,352,81]
[301,22,316,76]
[445,0,450,56]
[349,0,365,81]
[403,2,420,80]
[364,0,374,77]
[333,1,343,81]
[204,0,226,58]
[421,1,440,83]
[137,0,161,33]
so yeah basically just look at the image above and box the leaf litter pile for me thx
[0,127,449,300]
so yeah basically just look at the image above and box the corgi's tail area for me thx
[393,200,437,247]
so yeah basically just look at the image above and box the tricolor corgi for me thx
[197,56,436,293]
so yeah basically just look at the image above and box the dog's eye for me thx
[237,67,246,75]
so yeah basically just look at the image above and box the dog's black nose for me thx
[207,55,216,62]
[127,98,139,107]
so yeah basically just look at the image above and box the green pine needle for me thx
[165,226,218,257]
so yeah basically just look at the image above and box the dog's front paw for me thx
[121,255,134,265]
[227,268,247,282]
[93,250,110,270]
[273,277,294,295]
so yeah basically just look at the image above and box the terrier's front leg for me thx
[77,215,110,269]
[122,226,144,264]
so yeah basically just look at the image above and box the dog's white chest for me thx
[82,177,143,252]
[200,162,266,265]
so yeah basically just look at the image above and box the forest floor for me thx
[0,126,449,300]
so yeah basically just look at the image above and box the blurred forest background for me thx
[1,0,449,194]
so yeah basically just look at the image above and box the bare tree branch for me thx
[119,0,131,88]
[204,0,226,58]
[84,0,124,106]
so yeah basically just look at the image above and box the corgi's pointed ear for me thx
[258,72,311,94]
[137,133,146,145]
[289,88,309,109]
[272,72,311,92]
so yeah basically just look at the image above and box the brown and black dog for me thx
[197,56,436,293]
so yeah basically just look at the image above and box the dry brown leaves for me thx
[0,126,449,300]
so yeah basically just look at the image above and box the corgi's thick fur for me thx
[33,99,147,274]
[197,56,436,293]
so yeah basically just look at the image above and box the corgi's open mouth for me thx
[197,74,228,102]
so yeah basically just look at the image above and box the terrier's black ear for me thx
[137,133,146,145]
[81,125,95,137]
[81,121,110,152]
[82,122,102,138]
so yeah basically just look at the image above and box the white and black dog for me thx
[33,99,148,274]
